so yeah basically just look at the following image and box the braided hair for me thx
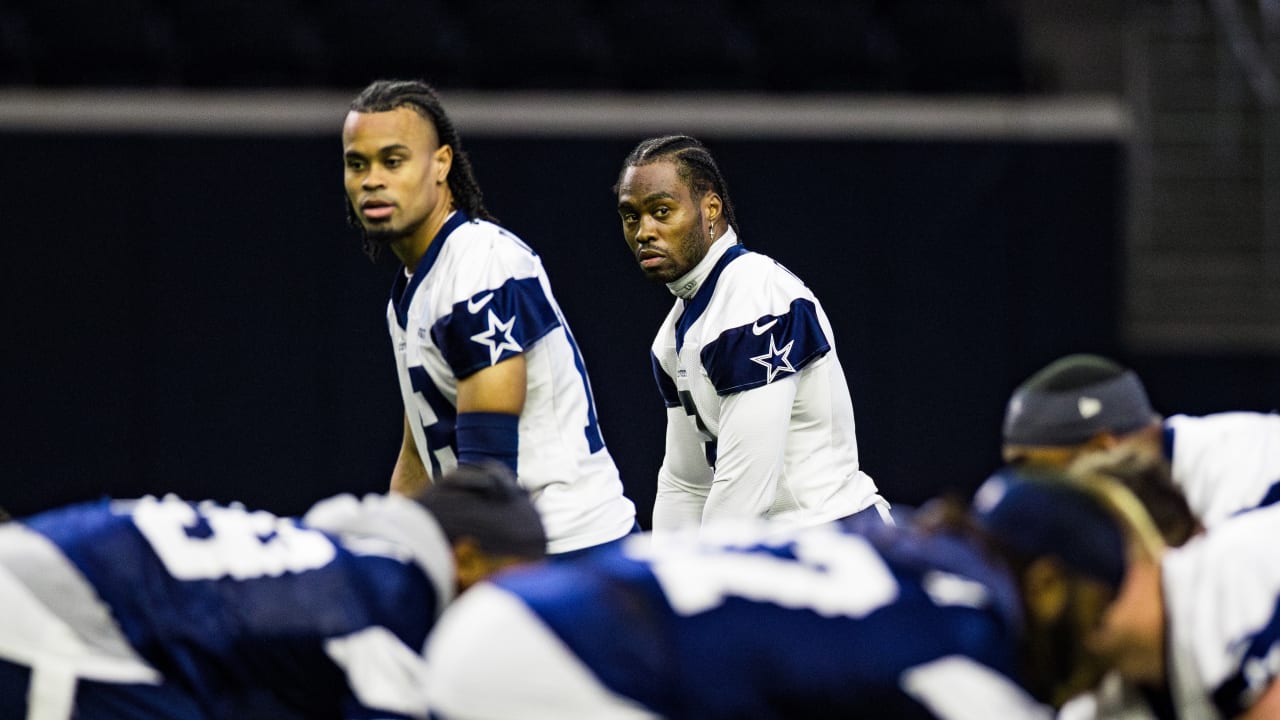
[616,135,739,234]
[347,79,496,259]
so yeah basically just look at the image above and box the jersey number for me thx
[131,496,336,581]
[408,366,459,478]
[636,523,899,618]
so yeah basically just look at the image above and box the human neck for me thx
[665,228,738,300]
[394,201,458,268]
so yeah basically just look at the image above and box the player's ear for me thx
[434,144,454,185]
[702,192,722,224]
[1022,556,1070,624]
[451,536,486,592]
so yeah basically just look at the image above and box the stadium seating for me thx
[0,0,1028,92]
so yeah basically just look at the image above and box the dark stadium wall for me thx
[0,131,1160,524]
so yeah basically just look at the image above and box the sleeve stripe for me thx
[651,351,681,408]
[701,298,830,396]
[900,656,1052,720]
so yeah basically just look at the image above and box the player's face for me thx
[343,107,452,256]
[1022,565,1117,707]
[1048,579,1116,705]
[1082,553,1166,685]
[616,161,714,285]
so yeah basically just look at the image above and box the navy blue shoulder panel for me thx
[701,298,830,395]
[432,276,561,379]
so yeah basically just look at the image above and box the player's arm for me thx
[696,291,830,521]
[653,406,713,532]
[702,376,798,521]
[455,354,526,475]
[391,412,431,496]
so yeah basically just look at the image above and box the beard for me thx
[1024,587,1110,707]
[357,212,427,263]
[647,210,709,285]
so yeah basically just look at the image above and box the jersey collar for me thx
[390,210,470,330]
[666,228,740,300]
[672,230,748,354]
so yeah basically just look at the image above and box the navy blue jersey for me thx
[0,493,454,719]
[426,519,1051,720]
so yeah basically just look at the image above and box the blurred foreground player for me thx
[1066,498,1280,720]
[425,474,1157,719]
[986,452,1280,720]
[1002,353,1280,528]
[0,464,545,720]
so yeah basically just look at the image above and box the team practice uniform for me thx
[1164,412,1280,528]
[0,493,452,719]
[649,230,886,529]
[425,518,1051,720]
[1061,501,1280,720]
[1161,501,1280,718]
[388,210,635,553]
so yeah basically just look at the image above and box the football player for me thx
[424,473,1155,719]
[0,463,544,718]
[343,79,636,555]
[1001,353,1280,528]
[614,135,887,530]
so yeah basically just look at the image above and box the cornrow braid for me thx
[616,135,739,234]
[347,79,496,258]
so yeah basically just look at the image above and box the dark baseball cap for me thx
[973,468,1128,591]
[415,462,546,559]
[1003,354,1158,446]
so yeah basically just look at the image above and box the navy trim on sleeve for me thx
[1210,606,1280,718]
[432,276,562,379]
[651,351,680,408]
[701,298,830,395]
[1258,481,1280,510]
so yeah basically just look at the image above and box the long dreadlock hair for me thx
[615,135,740,235]
[346,79,496,260]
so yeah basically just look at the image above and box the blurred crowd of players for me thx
[1,79,1278,719]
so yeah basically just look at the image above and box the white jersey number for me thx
[632,522,900,618]
[129,495,336,581]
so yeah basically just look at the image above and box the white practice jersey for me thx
[1162,502,1280,719]
[1165,412,1280,529]
[649,231,884,530]
[387,212,635,554]
[1056,672,1163,720]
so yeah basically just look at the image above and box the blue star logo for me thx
[750,335,796,384]
[470,310,522,365]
